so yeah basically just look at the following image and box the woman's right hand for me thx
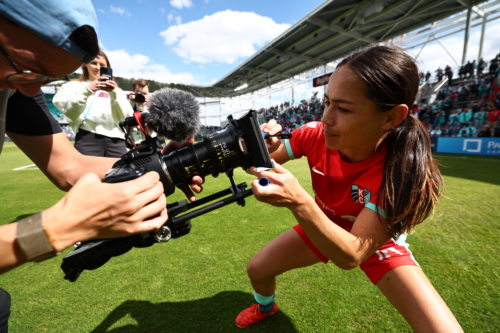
[42,172,168,253]
[87,77,116,92]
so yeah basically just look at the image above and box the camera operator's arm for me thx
[0,172,167,274]
[6,131,117,191]
[161,137,205,202]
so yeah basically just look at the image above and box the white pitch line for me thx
[13,164,39,171]
[436,155,500,162]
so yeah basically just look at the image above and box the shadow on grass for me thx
[91,291,297,333]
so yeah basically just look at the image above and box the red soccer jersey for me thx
[284,122,387,231]
[487,110,500,122]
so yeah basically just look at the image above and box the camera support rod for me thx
[154,169,253,242]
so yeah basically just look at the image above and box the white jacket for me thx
[53,81,134,139]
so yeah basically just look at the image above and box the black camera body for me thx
[61,110,278,282]
[134,91,146,104]
[105,110,273,196]
[99,66,113,81]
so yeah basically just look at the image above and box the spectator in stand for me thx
[464,61,473,78]
[471,60,477,77]
[425,71,431,82]
[434,112,446,128]
[487,108,500,134]
[456,83,469,102]
[435,67,443,82]
[458,64,466,79]
[478,58,487,75]
[448,89,457,101]
[473,107,487,132]
[429,125,442,137]
[441,123,451,137]
[489,55,499,75]
[445,65,453,86]
[494,127,500,137]
[448,109,460,136]
[442,97,453,115]
[458,122,476,137]
[53,50,134,157]
[477,125,491,137]
[422,119,431,132]
[462,105,473,125]
[469,80,479,99]
[479,81,491,98]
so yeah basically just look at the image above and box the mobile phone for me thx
[99,67,113,81]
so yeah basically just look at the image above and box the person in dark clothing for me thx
[445,65,453,86]
[425,71,431,81]
[477,125,492,137]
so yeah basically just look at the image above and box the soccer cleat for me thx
[235,303,278,328]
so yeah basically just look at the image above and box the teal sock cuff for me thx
[253,291,275,305]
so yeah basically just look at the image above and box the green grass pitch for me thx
[0,142,499,332]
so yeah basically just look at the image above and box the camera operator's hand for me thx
[87,77,117,92]
[260,119,283,154]
[161,136,207,202]
[42,172,168,253]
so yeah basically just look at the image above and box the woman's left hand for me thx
[98,77,117,92]
[249,161,310,209]
[260,119,282,154]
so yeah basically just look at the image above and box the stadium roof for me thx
[173,0,489,98]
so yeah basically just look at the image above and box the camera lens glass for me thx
[135,92,145,104]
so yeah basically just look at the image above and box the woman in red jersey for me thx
[235,44,463,333]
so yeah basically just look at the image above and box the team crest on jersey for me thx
[351,185,370,207]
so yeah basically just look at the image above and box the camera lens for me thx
[161,125,246,185]
[135,92,145,104]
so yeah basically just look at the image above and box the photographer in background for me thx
[53,50,133,157]
[129,78,150,112]
[0,1,199,330]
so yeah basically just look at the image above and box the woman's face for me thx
[321,66,394,163]
[84,56,107,81]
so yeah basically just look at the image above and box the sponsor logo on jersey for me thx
[312,166,324,176]
[351,185,370,207]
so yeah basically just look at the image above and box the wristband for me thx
[16,212,59,262]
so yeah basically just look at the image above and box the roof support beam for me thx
[270,48,327,66]
[307,17,376,43]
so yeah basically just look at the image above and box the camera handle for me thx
[154,170,253,242]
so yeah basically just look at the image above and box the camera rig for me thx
[61,110,284,282]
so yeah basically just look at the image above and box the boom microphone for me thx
[143,88,201,142]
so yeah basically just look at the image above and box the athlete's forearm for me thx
[289,200,390,270]
[0,223,27,274]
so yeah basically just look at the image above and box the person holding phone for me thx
[53,50,134,157]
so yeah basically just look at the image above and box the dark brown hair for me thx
[337,44,444,238]
[133,79,149,90]
[79,50,111,81]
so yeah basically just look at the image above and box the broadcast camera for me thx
[61,88,289,282]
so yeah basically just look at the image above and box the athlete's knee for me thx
[246,255,272,281]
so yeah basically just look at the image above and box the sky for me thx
[92,0,500,86]
[89,0,500,124]
[92,0,325,86]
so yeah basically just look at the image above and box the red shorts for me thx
[292,225,419,285]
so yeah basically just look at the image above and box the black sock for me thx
[259,301,274,313]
